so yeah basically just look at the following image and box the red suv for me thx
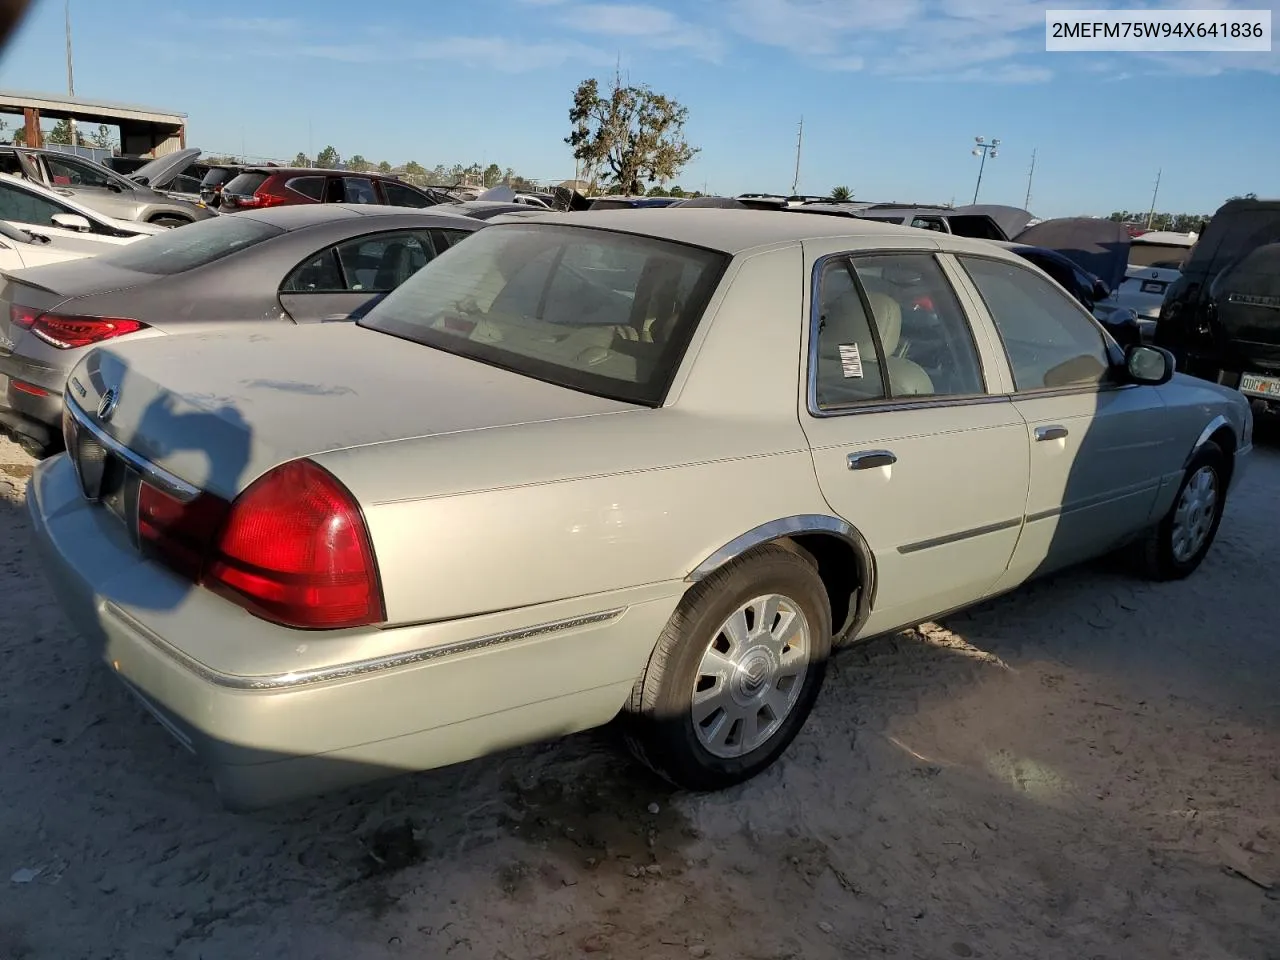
[218,168,449,211]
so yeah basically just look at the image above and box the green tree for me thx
[315,145,341,168]
[44,117,73,145]
[88,124,116,150]
[294,151,310,167]
[348,154,371,172]
[668,185,686,198]
[483,163,503,188]
[377,160,393,174]
[830,185,852,201]
[566,74,698,195]
[647,184,669,197]
[403,160,427,182]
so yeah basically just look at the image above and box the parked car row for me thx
[0,145,213,226]
[3,199,1252,810]
[0,203,486,455]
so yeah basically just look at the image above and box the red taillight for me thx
[9,304,38,329]
[11,308,147,349]
[228,192,287,210]
[202,460,384,629]
[138,484,230,583]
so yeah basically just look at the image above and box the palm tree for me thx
[830,185,853,202]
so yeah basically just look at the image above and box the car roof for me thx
[229,202,474,230]
[500,207,1011,256]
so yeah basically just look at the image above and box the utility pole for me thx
[1024,148,1036,209]
[1146,168,1162,229]
[65,0,77,147]
[791,116,803,194]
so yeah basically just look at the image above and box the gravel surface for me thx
[1,431,1278,959]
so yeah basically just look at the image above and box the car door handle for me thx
[1034,425,1069,442]
[847,450,897,470]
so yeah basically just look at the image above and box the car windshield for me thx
[359,222,728,405]
[94,215,284,275]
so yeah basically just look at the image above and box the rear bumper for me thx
[27,454,680,809]
[0,351,68,445]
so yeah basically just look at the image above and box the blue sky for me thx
[0,0,1277,216]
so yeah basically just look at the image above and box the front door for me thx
[799,246,1031,635]
[951,253,1176,588]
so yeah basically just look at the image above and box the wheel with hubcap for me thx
[1137,440,1228,581]
[623,543,832,790]
[149,216,190,228]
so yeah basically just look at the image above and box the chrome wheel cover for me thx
[691,593,811,759]
[1171,464,1219,563]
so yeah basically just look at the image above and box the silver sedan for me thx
[27,209,1253,809]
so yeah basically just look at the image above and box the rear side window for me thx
[96,216,284,275]
[287,176,324,201]
[222,172,269,197]
[281,230,439,293]
[341,177,377,204]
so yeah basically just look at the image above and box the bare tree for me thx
[566,73,698,195]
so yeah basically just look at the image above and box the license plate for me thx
[1240,373,1280,397]
[1140,280,1166,294]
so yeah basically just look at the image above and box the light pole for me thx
[971,135,1000,204]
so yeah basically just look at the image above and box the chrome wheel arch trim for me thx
[685,514,877,636]
[1186,414,1234,466]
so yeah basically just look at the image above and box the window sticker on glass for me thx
[839,342,863,378]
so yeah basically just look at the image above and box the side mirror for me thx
[1092,278,1111,301]
[1125,344,1175,386]
[50,212,92,232]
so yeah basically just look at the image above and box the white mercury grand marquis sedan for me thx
[28,209,1254,809]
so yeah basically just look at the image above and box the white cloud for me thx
[721,0,1280,81]
[546,3,726,61]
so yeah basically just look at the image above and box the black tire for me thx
[1136,440,1228,581]
[623,542,832,791]
[15,435,53,460]
[148,216,190,228]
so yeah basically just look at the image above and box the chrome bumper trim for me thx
[105,603,627,691]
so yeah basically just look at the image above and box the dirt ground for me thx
[1,430,1277,960]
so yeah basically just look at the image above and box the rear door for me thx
[278,228,450,322]
[798,241,1031,635]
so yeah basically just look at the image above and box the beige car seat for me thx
[825,290,934,396]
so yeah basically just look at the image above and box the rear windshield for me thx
[222,172,269,197]
[95,215,284,275]
[200,168,238,188]
[359,222,728,406]
[1128,242,1190,269]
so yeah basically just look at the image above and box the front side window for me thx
[0,179,69,226]
[43,155,117,190]
[359,223,727,406]
[960,256,1112,391]
[813,253,986,409]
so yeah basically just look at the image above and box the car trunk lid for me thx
[63,322,641,500]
